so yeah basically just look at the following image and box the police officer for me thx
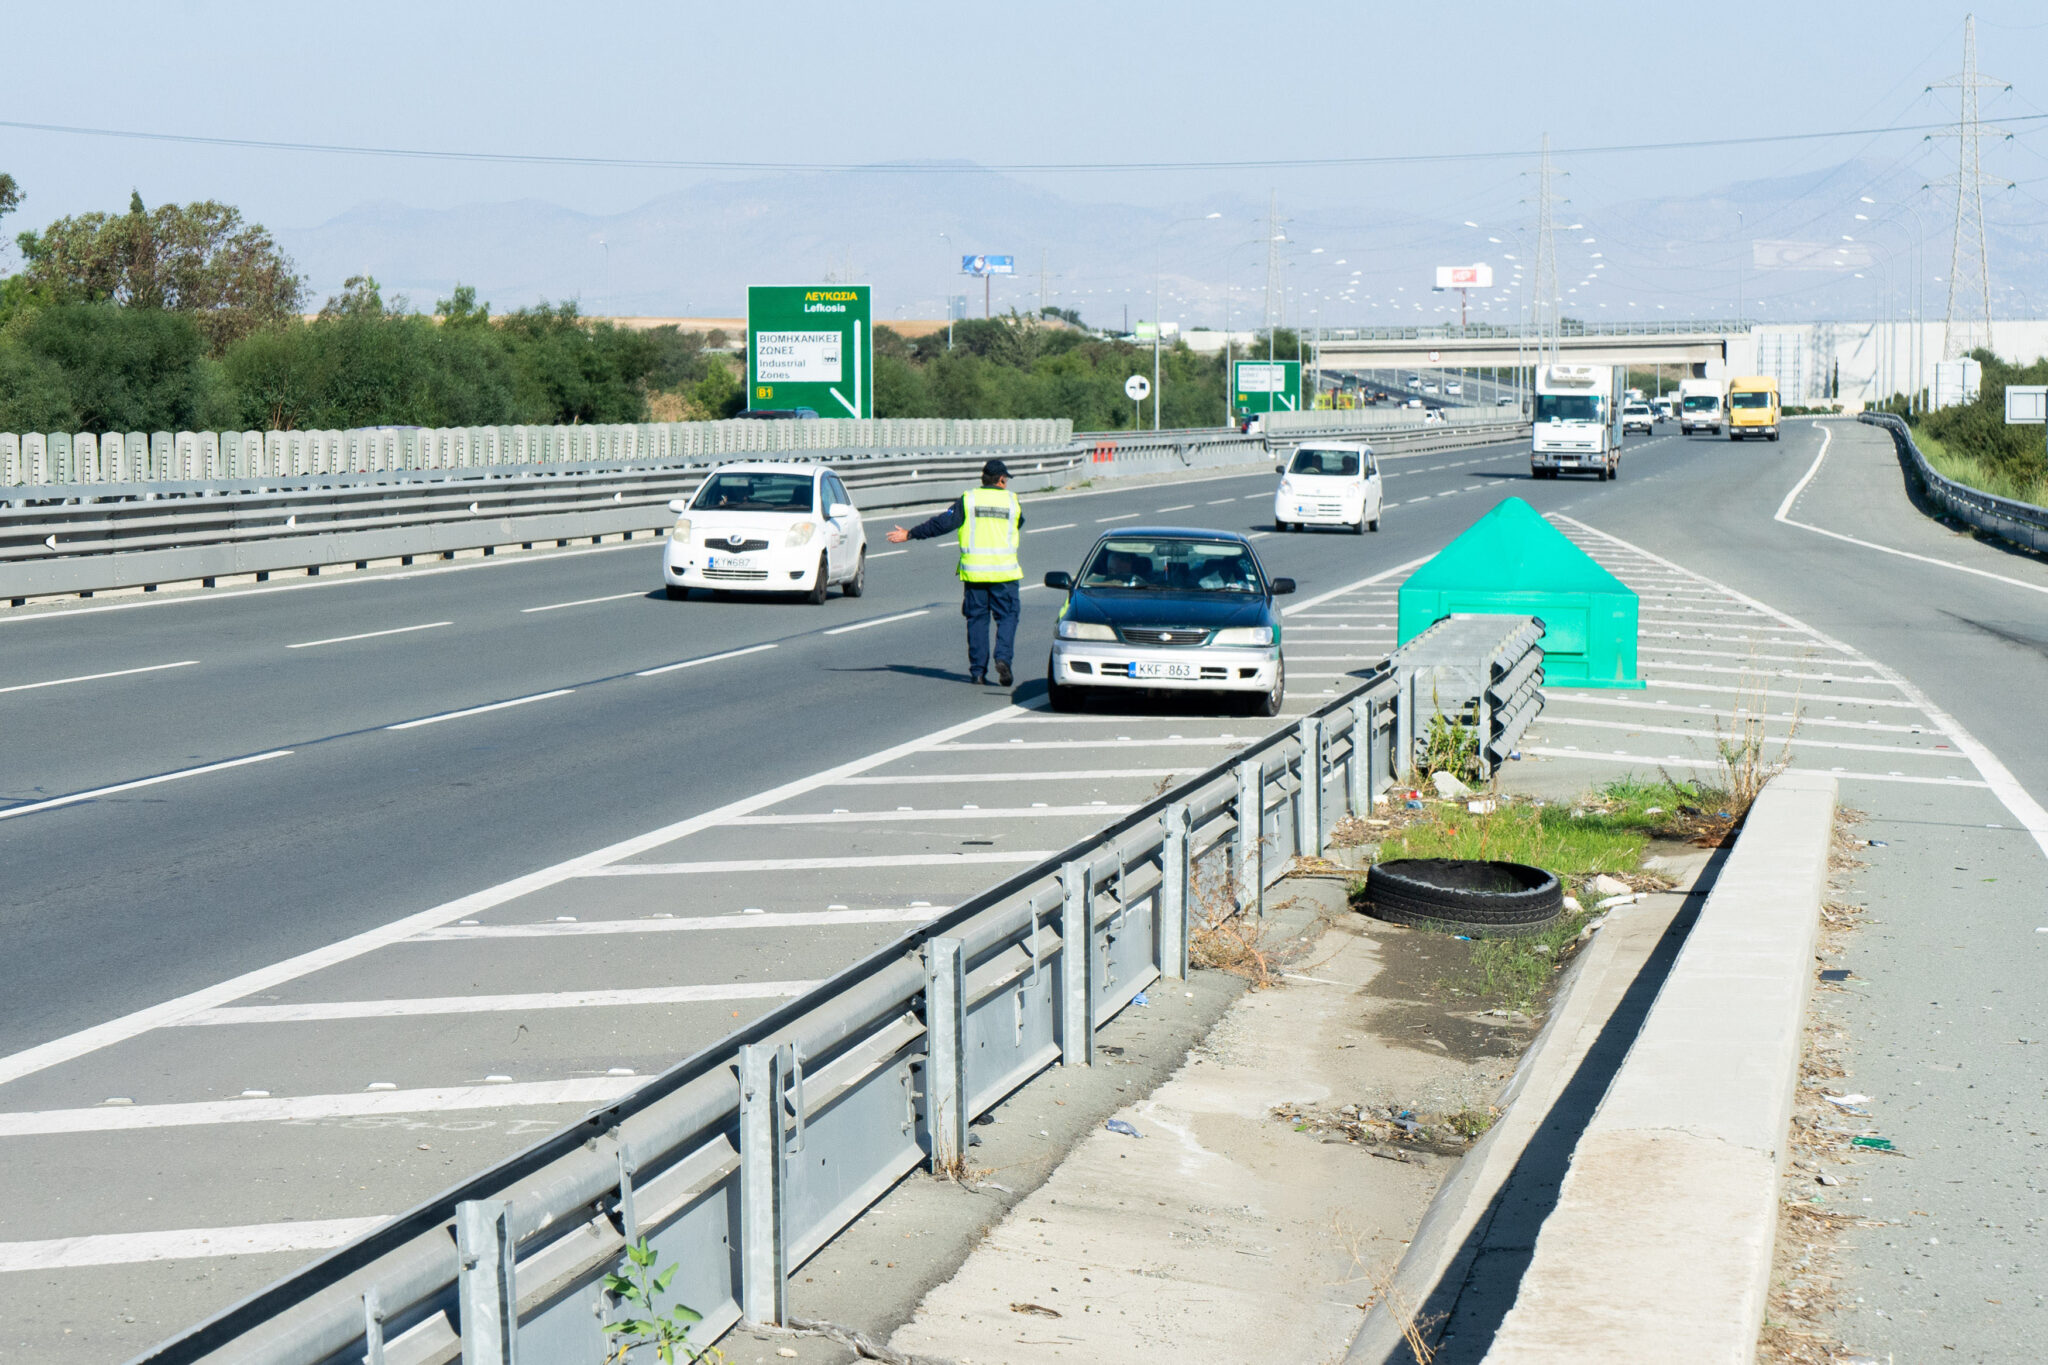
[886,459,1024,686]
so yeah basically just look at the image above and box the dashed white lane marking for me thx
[0,1217,393,1272]
[582,852,1056,875]
[415,907,946,940]
[286,621,452,649]
[385,688,575,730]
[0,750,295,823]
[729,804,1134,825]
[521,591,645,614]
[1555,513,2048,860]
[0,703,1041,1088]
[1521,747,1988,787]
[824,609,930,636]
[1157,504,1196,513]
[1096,513,1140,522]
[174,981,818,1026]
[1776,422,2048,599]
[870,549,909,558]
[0,660,198,695]
[636,643,778,676]
[0,1078,644,1137]
[1025,524,1077,534]
[1207,498,1235,505]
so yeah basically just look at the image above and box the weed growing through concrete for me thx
[1716,670,1802,812]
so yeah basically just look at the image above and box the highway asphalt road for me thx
[4,418,2041,1360]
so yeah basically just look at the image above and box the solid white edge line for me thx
[0,750,295,822]
[0,1217,394,1272]
[520,591,647,614]
[0,659,198,695]
[1554,512,2048,861]
[0,702,1046,1088]
[636,643,778,677]
[415,907,947,940]
[1775,420,2048,599]
[175,980,820,1025]
[285,621,453,649]
[0,1078,644,1137]
[823,609,930,636]
[584,851,1057,875]
[385,688,575,730]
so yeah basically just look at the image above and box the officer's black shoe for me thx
[994,661,1013,687]
[969,672,987,686]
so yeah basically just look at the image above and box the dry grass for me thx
[1715,672,1802,813]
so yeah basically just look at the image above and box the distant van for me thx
[1726,376,1781,443]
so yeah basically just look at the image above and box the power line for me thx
[2,114,2047,176]
[1930,13,2010,359]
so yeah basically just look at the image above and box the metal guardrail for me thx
[128,632,1550,1365]
[1859,411,2048,555]
[1390,615,1548,780]
[2,418,1533,603]
[1313,320,1752,343]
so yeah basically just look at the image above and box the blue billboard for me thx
[961,255,1016,277]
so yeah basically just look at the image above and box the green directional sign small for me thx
[1233,359,1302,416]
[747,285,873,417]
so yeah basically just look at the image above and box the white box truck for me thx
[1531,363,1622,480]
[1678,377,1725,435]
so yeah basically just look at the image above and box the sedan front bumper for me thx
[1273,492,1365,526]
[1051,640,1280,693]
[663,538,822,591]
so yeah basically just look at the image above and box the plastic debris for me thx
[1589,874,1631,897]
[1643,806,1663,815]
[1106,1118,1144,1139]
[1823,1093,1871,1108]
[1816,1172,1842,1187]
[1405,799,1425,810]
[1597,892,1642,910]
[1010,1303,1063,1318]
[1453,935,1474,942]
[1131,991,1150,1006]
[1850,1136,1896,1152]
[1466,797,1498,814]
[1819,968,1852,982]
[1431,771,1474,799]
[1508,750,1522,761]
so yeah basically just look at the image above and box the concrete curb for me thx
[1478,770,1838,1364]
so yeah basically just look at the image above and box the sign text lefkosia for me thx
[748,285,873,418]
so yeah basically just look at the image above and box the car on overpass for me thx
[1273,442,1382,534]
[663,461,868,603]
[1043,529,1295,716]
[1445,380,1463,396]
[1622,402,1656,434]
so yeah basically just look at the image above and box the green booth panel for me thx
[1396,498,1644,690]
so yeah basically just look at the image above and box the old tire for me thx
[1362,858,1563,937]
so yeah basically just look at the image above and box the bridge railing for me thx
[1314,319,1751,343]
[1860,411,2048,554]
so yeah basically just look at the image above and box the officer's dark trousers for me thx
[961,580,1021,677]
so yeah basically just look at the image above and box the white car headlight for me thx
[1213,625,1275,646]
[1278,478,1294,494]
[1057,620,1116,641]
[783,521,818,548]
[671,518,692,540]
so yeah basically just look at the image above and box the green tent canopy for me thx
[1397,497,1643,689]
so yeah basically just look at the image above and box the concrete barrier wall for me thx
[1478,770,1838,1364]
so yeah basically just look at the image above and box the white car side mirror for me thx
[667,498,689,514]
[829,502,856,519]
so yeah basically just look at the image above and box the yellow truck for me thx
[1726,375,1781,442]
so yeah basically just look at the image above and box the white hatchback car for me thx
[1273,442,1383,535]
[663,462,867,602]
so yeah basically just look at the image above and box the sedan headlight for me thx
[783,521,818,548]
[1213,625,1275,646]
[1057,620,1116,641]
[670,518,692,540]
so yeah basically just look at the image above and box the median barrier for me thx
[129,620,1547,1365]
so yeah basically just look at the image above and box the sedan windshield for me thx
[1730,391,1773,408]
[1535,395,1604,423]
[1081,538,1262,594]
[693,472,815,512]
[1289,448,1363,477]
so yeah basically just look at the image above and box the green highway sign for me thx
[747,285,873,417]
[1234,359,1302,416]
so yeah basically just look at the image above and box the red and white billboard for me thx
[1434,264,1495,289]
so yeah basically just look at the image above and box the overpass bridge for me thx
[1312,320,1733,371]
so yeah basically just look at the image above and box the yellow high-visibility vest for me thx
[955,486,1022,583]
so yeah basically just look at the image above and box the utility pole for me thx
[1530,134,1564,367]
[1265,190,1279,364]
[1931,13,2009,360]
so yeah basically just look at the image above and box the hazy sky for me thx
[4,1,2046,320]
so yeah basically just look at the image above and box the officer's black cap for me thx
[982,459,1010,481]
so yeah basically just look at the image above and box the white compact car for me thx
[1445,380,1463,395]
[1273,442,1382,535]
[1622,402,1656,434]
[663,462,867,602]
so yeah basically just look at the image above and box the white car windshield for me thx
[1081,538,1262,594]
[693,472,816,512]
[1289,448,1363,476]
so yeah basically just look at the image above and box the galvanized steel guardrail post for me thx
[126,641,1537,1365]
